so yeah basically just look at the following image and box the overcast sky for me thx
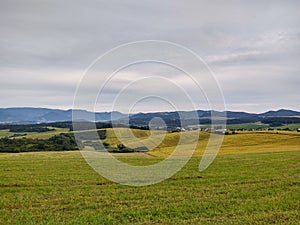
[1,0,299,113]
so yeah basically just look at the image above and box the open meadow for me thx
[2,0,300,223]
[0,128,70,139]
[0,129,299,224]
[104,128,300,157]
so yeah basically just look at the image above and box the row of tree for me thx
[0,122,150,133]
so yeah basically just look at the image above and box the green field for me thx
[0,127,69,139]
[1,128,300,224]
[0,130,15,138]
[0,150,299,224]
[188,123,300,130]
[225,123,269,130]
[16,127,70,139]
[104,128,300,157]
[273,124,300,130]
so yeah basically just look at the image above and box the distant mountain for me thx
[0,108,53,123]
[258,109,300,117]
[0,107,299,124]
[225,111,255,118]
[0,108,127,124]
[121,109,300,126]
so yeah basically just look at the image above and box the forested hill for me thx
[0,107,300,125]
[0,108,126,124]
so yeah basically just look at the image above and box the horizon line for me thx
[0,106,299,115]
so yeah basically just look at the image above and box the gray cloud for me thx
[0,0,299,112]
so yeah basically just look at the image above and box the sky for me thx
[0,0,299,113]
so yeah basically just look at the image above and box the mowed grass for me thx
[1,128,299,224]
[0,150,299,224]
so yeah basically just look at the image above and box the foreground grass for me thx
[0,150,299,224]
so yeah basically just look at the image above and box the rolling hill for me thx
[0,107,300,125]
[0,108,126,124]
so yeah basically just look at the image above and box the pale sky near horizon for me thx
[0,0,299,113]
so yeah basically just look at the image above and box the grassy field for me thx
[0,150,299,224]
[1,128,299,224]
[0,127,70,139]
[273,124,300,130]
[188,123,300,130]
[16,127,70,139]
[0,130,16,138]
[225,123,269,130]
[195,123,269,130]
[104,128,300,157]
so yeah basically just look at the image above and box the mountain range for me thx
[0,108,125,124]
[0,107,300,124]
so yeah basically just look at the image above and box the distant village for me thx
[165,126,300,134]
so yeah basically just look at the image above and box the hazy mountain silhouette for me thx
[0,107,299,124]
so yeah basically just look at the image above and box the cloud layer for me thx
[0,0,299,112]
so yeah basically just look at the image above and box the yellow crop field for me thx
[104,128,300,157]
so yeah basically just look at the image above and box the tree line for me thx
[0,133,78,153]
